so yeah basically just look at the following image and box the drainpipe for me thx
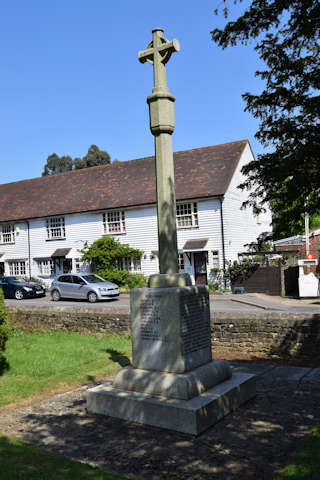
[26,220,31,279]
[219,197,227,288]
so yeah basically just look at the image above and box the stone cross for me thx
[138,28,180,95]
[138,29,180,275]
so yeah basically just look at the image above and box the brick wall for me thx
[6,306,320,365]
[276,233,320,276]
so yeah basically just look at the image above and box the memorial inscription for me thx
[140,298,162,341]
[180,293,211,355]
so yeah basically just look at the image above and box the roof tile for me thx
[0,140,248,222]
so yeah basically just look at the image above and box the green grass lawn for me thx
[0,432,123,479]
[277,426,320,480]
[0,329,131,407]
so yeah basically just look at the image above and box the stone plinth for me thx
[86,284,256,435]
[86,371,256,436]
[113,359,231,400]
[130,285,212,373]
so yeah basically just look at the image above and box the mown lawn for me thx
[0,329,131,407]
[0,432,123,479]
[277,426,320,480]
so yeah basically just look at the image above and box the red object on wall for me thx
[306,253,314,259]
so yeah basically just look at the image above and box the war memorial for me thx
[86,29,256,435]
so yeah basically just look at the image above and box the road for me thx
[4,293,320,314]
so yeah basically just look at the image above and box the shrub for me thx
[80,237,143,287]
[226,258,258,283]
[98,268,130,286]
[80,237,142,272]
[124,274,147,289]
[209,268,226,290]
[0,287,9,374]
[208,282,219,292]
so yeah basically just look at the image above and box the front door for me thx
[194,252,207,285]
[0,262,4,276]
[63,259,72,273]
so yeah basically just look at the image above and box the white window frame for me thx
[0,224,15,244]
[176,202,198,229]
[38,259,55,276]
[103,211,126,235]
[74,258,82,273]
[212,251,220,269]
[46,217,66,240]
[117,256,141,272]
[178,253,185,272]
[9,261,26,276]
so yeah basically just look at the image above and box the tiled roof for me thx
[0,140,248,222]
[51,248,72,257]
[183,239,208,250]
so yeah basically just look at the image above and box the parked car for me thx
[0,276,46,299]
[50,273,120,303]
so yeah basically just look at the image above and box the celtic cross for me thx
[138,29,180,94]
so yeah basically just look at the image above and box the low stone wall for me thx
[212,312,320,363]
[6,306,130,336]
[6,306,320,364]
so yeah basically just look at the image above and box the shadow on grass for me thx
[105,349,131,368]
[0,356,9,376]
[86,349,130,384]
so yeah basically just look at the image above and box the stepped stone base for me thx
[113,359,232,400]
[86,371,256,435]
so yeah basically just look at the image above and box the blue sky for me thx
[0,0,265,184]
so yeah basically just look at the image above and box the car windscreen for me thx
[81,275,105,283]
[8,277,27,284]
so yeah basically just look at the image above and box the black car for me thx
[0,276,46,300]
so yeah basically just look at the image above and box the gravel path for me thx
[1,362,320,479]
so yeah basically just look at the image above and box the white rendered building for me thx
[0,140,271,285]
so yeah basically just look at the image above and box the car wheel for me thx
[88,291,97,303]
[14,289,24,300]
[51,290,61,301]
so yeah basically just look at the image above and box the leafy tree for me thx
[80,237,143,286]
[81,144,111,168]
[244,231,273,252]
[0,288,9,375]
[42,154,73,176]
[42,145,111,176]
[273,208,320,239]
[211,1,320,233]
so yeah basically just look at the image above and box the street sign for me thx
[306,253,314,260]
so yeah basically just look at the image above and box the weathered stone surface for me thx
[86,372,256,435]
[139,28,180,275]
[148,272,192,288]
[130,285,211,373]
[113,359,231,400]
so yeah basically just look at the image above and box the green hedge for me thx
[0,287,9,374]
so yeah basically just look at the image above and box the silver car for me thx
[50,273,120,303]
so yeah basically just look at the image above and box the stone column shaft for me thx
[139,28,180,276]
[154,132,179,274]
